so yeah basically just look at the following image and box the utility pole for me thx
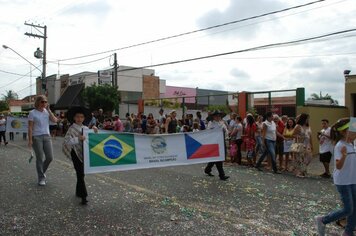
[113,53,119,114]
[24,22,47,95]
[113,53,118,87]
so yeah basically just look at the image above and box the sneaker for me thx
[315,216,325,236]
[38,179,46,186]
[204,171,214,177]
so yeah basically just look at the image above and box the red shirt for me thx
[276,120,285,142]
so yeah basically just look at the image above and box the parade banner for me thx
[5,117,28,133]
[83,128,225,174]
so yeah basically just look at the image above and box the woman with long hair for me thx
[315,118,356,236]
[292,113,313,177]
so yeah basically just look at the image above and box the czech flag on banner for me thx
[185,132,220,159]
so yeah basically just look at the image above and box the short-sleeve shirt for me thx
[319,127,332,154]
[333,140,356,185]
[0,118,6,132]
[264,120,276,141]
[28,109,50,136]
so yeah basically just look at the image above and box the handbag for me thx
[290,137,305,153]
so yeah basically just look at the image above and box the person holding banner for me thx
[204,110,230,181]
[62,107,98,205]
[28,95,59,186]
[0,114,8,145]
[315,118,356,236]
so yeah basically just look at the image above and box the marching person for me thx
[204,110,230,181]
[0,114,8,145]
[315,118,356,236]
[28,95,59,186]
[63,107,98,205]
[255,112,280,174]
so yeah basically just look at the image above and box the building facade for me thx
[345,74,356,117]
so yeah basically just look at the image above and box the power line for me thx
[56,0,327,62]
[15,82,37,94]
[0,65,41,89]
[48,55,111,66]
[216,51,356,60]
[117,28,356,72]
[0,69,32,77]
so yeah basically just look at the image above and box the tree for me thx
[309,91,339,105]
[82,84,120,113]
[2,90,18,101]
[0,100,9,112]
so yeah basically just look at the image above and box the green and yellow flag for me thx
[88,133,136,167]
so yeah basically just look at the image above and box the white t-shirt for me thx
[333,140,356,185]
[264,120,276,141]
[0,118,6,132]
[234,123,243,140]
[28,109,50,136]
[319,127,332,154]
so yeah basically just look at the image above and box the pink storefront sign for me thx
[162,86,196,104]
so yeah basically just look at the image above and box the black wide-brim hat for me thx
[209,110,226,118]
[66,106,92,125]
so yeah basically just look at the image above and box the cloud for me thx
[196,0,285,39]
[288,58,349,105]
[293,58,324,69]
[230,68,250,79]
[61,0,111,18]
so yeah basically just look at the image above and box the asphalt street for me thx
[0,134,345,235]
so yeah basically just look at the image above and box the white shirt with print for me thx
[319,127,332,154]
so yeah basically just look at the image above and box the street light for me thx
[2,44,43,97]
[2,45,42,73]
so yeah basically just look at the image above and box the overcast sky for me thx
[0,0,355,105]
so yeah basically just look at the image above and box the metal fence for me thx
[119,88,304,119]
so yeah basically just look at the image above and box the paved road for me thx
[0,134,344,235]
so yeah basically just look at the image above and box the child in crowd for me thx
[62,107,98,205]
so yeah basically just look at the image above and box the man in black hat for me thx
[204,110,229,181]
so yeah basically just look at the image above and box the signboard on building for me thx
[162,86,196,103]
[98,70,112,85]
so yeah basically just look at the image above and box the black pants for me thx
[9,132,14,141]
[205,161,225,177]
[236,139,243,164]
[0,131,7,143]
[71,150,87,199]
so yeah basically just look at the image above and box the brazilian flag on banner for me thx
[88,133,136,167]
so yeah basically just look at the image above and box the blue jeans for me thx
[32,135,54,181]
[323,184,356,235]
[256,139,277,172]
[255,136,263,155]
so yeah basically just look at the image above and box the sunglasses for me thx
[41,101,48,103]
